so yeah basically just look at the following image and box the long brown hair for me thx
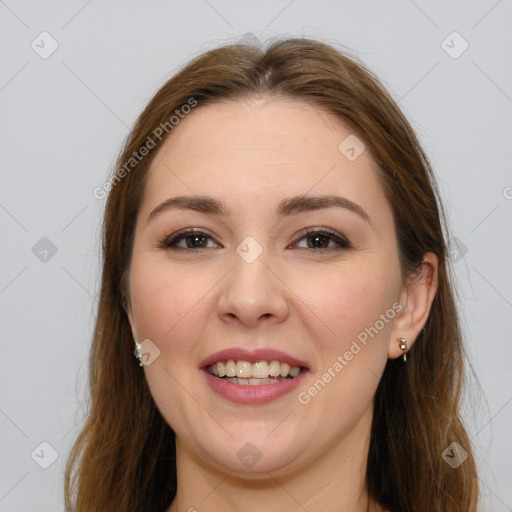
[65,37,479,511]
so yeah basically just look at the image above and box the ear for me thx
[388,252,438,359]
[122,292,138,341]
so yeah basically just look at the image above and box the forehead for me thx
[153,96,359,165]
[143,96,388,219]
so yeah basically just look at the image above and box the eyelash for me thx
[158,227,351,254]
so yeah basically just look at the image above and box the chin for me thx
[212,447,303,478]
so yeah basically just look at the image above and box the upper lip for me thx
[199,348,310,370]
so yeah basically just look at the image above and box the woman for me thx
[65,38,479,511]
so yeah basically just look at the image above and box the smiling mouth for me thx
[206,360,305,386]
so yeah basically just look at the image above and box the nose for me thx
[216,246,289,328]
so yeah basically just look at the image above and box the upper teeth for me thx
[209,360,302,379]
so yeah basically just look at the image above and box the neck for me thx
[168,407,384,512]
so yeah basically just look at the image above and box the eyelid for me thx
[293,226,346,240]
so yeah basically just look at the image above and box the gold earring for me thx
[398,337,407,362]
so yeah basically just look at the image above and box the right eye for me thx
[159,229,220,251]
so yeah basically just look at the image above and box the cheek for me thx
[295,261,400,348]
[127,256,210,353]
[128,257,214,432]
[293,268,397,426]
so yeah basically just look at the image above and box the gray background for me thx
[1,1,511,510]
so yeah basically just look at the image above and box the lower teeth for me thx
[221,376,294,385]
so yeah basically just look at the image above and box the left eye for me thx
[293,229,350,252]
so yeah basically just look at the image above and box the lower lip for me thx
[202,369,308,404]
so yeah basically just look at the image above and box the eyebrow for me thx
[146,194,371,225]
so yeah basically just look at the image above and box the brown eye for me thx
[294,229,351,253]
[306,233,330,249]
[159,230,219,250]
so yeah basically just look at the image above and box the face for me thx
[126,97,405,477]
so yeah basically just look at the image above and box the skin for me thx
[125,96,438,512]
